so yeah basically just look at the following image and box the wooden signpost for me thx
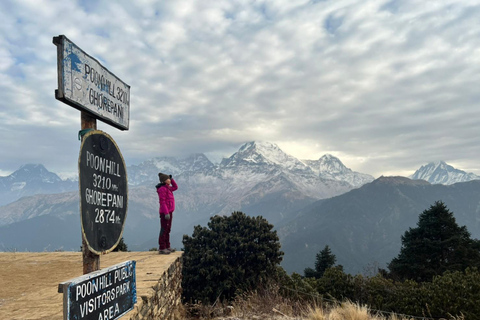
[54,34,133,319]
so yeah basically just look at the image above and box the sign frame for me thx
[53,34,130,131]
[79,130,128,255]
[58,260,137,320]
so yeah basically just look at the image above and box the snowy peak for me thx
[411,161,480,185]
[221,141,308,172]
[8,164,62,184]
[316,154,351,174]
[303,154,374,188]
[0,164,77,206]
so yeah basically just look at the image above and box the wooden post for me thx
[80,111,100,274]
[81,111,97,131]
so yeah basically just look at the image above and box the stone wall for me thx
[128,256,183,320]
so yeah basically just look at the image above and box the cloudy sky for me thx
[1,0,479,179]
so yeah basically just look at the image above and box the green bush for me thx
[182,211,283,304]
[280,266,480,318]
[280,272,320,301]
[317,267,355,301]
[426,268,480,318]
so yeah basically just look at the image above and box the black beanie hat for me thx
[158,173,170,183]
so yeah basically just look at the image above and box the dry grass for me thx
[184,285,305,319]
[321,301,379,320]
[303,304,327,320]
[183,287,431,320]
[303,301,402,320]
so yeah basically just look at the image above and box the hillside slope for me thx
[279,177,480,274]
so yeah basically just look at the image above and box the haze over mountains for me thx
[1,141,479,274]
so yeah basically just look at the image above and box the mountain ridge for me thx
[279,176,480,274]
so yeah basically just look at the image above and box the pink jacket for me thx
[157,178,178,214]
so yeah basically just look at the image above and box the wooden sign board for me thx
[53,35,130,131]
[79,130,128,254]
[59,260,137,320]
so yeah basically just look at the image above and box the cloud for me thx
[0,0,480,178]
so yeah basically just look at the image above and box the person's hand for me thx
[165,214,171,221]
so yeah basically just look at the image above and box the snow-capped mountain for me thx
[213,141,355,215]
[127,141,366,207]
[221,141,308,173]
[128,153,214,186]
[127,141,369,190]
[8,164,61,183]
[410,161,480,185]
[303,154,374,187]
[0,164,77,206]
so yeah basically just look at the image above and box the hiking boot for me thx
[158,249,171,255]
[167,247,176,253]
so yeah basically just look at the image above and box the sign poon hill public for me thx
[53,35,130,130]
[59,261,137,320]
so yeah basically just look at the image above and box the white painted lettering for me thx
[85,152,122,178]
[85,189,124,209]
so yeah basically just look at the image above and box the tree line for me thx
[179,202,480,318]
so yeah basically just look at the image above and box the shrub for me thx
[426,268,480,318]
[281,266,476,318]
[182,211,283,304]
[318,267,355,301]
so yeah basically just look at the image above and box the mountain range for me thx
[0,142,368,250]
[1,141,479,274]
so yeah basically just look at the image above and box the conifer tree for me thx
[304,245,337,278]
[388,201,480,282]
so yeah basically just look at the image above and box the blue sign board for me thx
[59,260,137,320]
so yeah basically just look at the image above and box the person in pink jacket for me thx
[156,173,178,254]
